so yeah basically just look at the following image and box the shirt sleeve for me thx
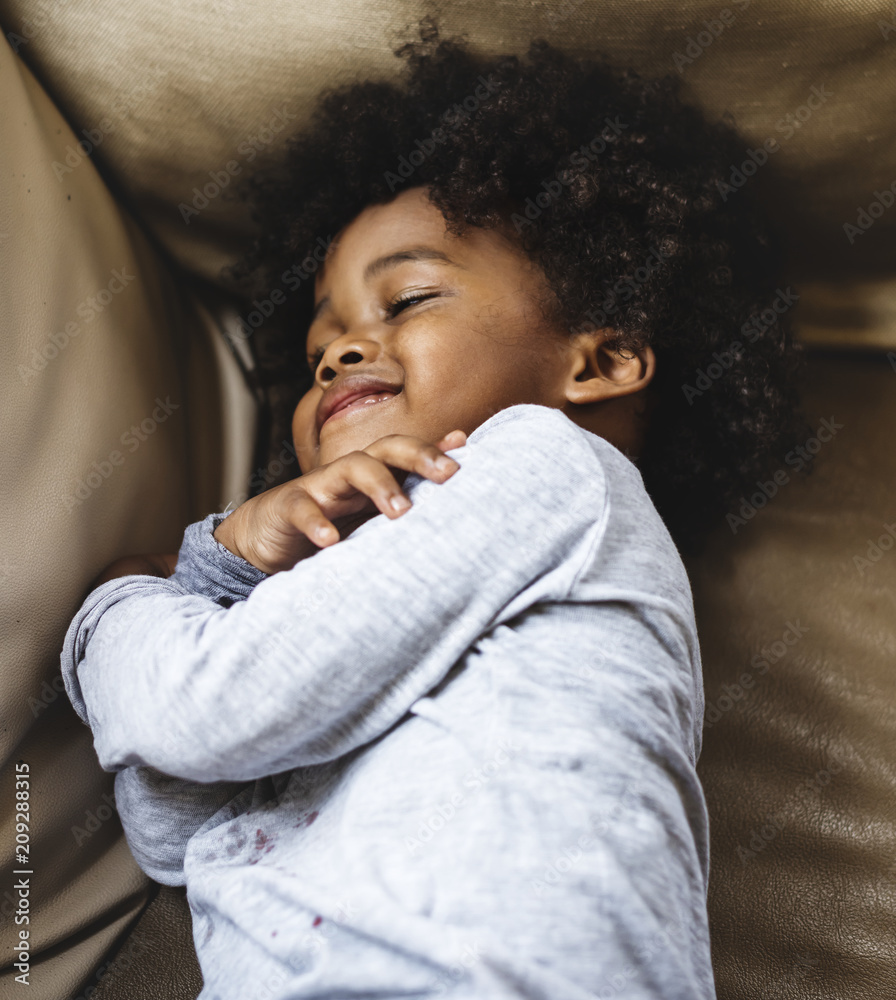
[169,513,269,605]
[61,403,609,783]
[112,766,255,886]
[100,522,278,880]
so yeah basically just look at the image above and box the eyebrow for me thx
[308,247,464,328]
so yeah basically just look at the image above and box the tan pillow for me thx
[685,351,896,997]
[1,0,895,347]
[0,32,254,998]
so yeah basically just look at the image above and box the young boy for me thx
[62,21,811,1000]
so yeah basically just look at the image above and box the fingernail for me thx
[434,456,456,473]
[390,495,411,511]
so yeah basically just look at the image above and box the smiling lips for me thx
[322,390,399,428]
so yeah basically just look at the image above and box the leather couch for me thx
[1,2,894,998]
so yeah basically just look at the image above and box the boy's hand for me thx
[213,429,467,574]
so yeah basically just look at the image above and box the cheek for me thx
[461,305,549,375]
[292,390,319,439]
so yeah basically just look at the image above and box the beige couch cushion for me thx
[89,886,202,1000]
[1,0,895,348]
[0,31,254,998]
[685,350,896,997]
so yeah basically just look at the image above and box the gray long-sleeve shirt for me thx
[61,402,716,1000]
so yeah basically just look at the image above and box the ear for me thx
[563,328,656,406]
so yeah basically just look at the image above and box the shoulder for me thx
[468,404,633,470]
[476,409,691,603]
[397,404,610,526]
[471,406,659,524]
[464,404,608,474]
[467,402,590,446]
[464,404,651,500]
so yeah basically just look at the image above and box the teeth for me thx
[331,391,395,420]
[350,392,393,408]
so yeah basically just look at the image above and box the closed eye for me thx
[386,291,439,318]
[307,291,442,373]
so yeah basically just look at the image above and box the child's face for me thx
[291,186,650,473]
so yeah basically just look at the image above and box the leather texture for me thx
[685,350,896,998]
[88,886,202,1000]
[1,2,895,999]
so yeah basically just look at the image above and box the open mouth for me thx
[322,390,401,429]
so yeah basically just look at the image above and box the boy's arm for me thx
[169,515,268,604]
[112,767,253,886]
[61,404,609,783]
[91,520,263,881]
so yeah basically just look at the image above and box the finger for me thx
[278,485,342,546]
[360,434,464,488]
[318,450,428,519]
[436,428,467,448]
[300,435,466,531]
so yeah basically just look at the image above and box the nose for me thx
[314,331,382,381]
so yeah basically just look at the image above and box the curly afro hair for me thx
[223,16,815,558]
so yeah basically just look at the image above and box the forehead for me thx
[315,188,451,287]
[313,186,521,291]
